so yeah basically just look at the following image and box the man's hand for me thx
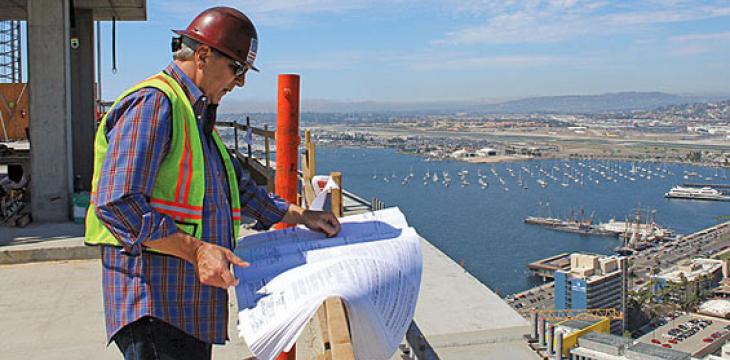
[192,243,249,289]
[144,233,249,289]
[282,205,341,237]
[301,210,341,237]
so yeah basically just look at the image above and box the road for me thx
[629,222,730,290]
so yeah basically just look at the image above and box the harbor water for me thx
[313,147,730,296]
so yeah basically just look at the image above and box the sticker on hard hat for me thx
[247,38,257,65]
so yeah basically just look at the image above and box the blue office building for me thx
[554,254,627,332]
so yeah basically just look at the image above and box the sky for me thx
[93,0,730,112]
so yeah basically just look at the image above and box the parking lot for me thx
[638,313,730,357]
[505,282,554,318]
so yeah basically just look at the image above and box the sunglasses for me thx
[215,49,249,78]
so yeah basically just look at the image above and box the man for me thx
[85,7,340,359]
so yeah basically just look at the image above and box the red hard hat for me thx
[174,7,259,72]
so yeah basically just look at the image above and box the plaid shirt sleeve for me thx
[232,157,289,230]
[93,88,179,256]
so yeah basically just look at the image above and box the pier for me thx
[527,253,571,280]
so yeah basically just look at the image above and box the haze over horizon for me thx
[89,0,730,111]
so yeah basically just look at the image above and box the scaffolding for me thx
[0,20,22,83]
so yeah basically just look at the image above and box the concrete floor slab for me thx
[0,259,254,360]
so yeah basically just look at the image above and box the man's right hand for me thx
[192,242,249,289]
[144,233,249,289]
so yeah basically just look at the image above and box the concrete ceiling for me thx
[0,0,147,21]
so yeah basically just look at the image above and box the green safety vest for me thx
[85,72,241,252]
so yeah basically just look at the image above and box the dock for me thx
[527,252,571,280]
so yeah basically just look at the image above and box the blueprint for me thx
[233,207,423,360]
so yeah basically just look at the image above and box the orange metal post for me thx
[274,75,301,217]
[274,74,301,356]
[275,345,296,360]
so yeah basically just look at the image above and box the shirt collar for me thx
[164,62,207,108]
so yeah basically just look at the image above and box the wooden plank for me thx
[300,131,319,208]
[305,129,316,179]
[330,172,343,218]
[317,303,331,351]
[301,154,316,207]
[330,344,355,359]
[325,297,355,360]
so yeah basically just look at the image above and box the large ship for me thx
[664,186,730,201]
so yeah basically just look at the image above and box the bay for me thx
[312,147,730,296]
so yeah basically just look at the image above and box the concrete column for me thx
[555,332,564,360]
[539,317,546,346]
[27,0,73,221]
[70,8,95,191]
[547,324,555,354]
[530,313,538,340]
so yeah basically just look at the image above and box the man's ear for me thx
[196,46,212,69]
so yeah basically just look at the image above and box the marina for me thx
[314,147,730,296]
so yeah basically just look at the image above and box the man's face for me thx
[197,46,246,103]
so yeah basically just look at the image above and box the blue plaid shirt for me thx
[94,63,289,344]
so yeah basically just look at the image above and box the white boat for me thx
[664,186,730,201]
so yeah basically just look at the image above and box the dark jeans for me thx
[113,316,212,360]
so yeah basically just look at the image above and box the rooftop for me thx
[413,239,538,359]
[581,331,633,348]
[699,299,730,318]
[556,253,625,283]
[571,332,691,360]
[0,220,540,359]
[638,313,730,357]
[560,318,603,331]
[655,258,723,283]
[626,342,691,360]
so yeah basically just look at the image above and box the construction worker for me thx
[84,7,340,359]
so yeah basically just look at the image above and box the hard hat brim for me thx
[173,29,259,72]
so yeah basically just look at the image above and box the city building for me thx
[556,318,612,358]
[529,253,572,280]
[554,254,628,332]
[699,299,730,319]
[652,259,723,304]
[704,342,730,360]
[570,331,691,360]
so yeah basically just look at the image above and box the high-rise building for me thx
[554,254,627,332]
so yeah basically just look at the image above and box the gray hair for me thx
[172,42,196,61]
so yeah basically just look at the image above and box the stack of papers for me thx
[233,207,423,360]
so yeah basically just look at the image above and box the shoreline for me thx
[318,143,730,168]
